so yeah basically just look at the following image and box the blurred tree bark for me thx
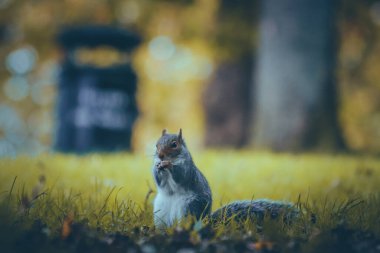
[252,0,346,151]
[203,57,252,147]
[203,0,256,148]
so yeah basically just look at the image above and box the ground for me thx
[0,151,379,252]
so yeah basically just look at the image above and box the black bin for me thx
[54,26,141,153]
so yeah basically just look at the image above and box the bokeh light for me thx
[5,46,38,75]
[145,41,213,84]
[0,104,28,157]
[148,35,176,61]
[3,76,29,101]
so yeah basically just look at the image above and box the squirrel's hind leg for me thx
[186,197,212,221]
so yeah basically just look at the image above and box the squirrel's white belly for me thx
[153,191,194,228]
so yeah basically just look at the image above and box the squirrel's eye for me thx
[170,141,178,148]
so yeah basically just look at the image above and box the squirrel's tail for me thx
[210,199,300,225]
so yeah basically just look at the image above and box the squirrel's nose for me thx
[158,152,164,160]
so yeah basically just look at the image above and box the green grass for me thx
[0,151,380,252]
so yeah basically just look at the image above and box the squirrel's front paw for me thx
[156,160,172,170]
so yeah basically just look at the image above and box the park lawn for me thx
[0,151,379,252]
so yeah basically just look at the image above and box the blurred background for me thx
[0,0,379,156]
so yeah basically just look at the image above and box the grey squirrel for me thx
[152,129,297,228]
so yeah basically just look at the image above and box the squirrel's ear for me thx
[162,129,167,136]
[178,128,183,142]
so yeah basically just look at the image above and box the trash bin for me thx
[54,26,141,153]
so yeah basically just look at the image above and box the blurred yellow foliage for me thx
[74,47,130,67]
[0,0,379,154]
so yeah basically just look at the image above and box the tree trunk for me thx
[203,56,253,147]
[203,0,255,148]
[252,0,345,151]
